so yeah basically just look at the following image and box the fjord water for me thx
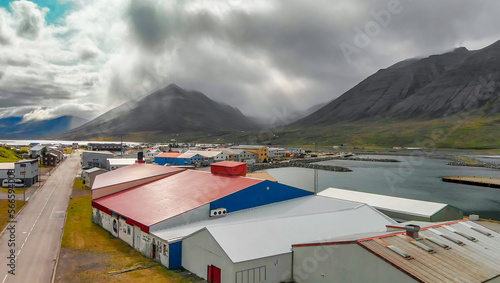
[266,155,500,220]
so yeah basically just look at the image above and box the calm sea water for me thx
[266,155,500,220]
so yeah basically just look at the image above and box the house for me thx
[268,147,287,159]
[81,151,114,169]
[91,162,314,270]
[230,145,269,162]
[82,167,108,188]
[72,143,79,149]
[154,152,205,166]
[319,188,463,222]
[29,145,46,158]
[143,148,161,162]
[88,143,122,151]
[107,158,137,170]
[0,159,39,187]
[186,150,229,163]
[292,220,500,283]
[42,153,58,167]
[222,149,257,162]
[47,149,64,162]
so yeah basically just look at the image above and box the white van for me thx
[2,179,25,188]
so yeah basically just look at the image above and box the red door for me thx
[207,265,221,283]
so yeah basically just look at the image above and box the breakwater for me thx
[248,157,352,172]
[447,156,500,170]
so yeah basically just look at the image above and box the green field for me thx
[57,193,194,283]
[0,200,26,231]
[0,147,21,163]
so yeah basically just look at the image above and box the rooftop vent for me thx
[440,234,464,246]
[454,231,477,242]
[470,227,492,237]
[136,152,145,163]
[387,245,412,259]
[426,237,450,249]
[405,224,420,239]
[411,240,435,253]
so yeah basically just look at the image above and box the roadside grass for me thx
[0,147,21,163]
[0,200,26,231]
[73,178,91,190]
[58,194,192,282]
[0,187,28,194]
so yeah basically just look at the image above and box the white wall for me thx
[150,204,210,232]
[292,243,417,283]
[118,217,134,247]
[234,253,292,283]
[183,229,235,282]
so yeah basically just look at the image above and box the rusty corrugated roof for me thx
[358,220,500,283]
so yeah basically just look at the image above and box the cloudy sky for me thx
[1,0,500,122]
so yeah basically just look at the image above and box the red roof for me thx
[211,161,247,167]
[92,170,263,228]
[92,163,185,190]
[156,152,182,158]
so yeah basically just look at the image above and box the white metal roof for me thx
[152,195,396,262]
[319,188,449,218]
[186,150,223,158]
[107,158,137,166]
[0,163,15,170]
[85,167,107,174]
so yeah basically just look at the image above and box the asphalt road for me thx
[0,152,80,283]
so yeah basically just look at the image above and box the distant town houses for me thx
[88,143,122,151]
[81,151,115,169]
[42,153,58,167]
[29,144,46,158]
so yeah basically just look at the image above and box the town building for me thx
[47,149,64,161]
[88,143,122,151]
[81,151,114,169]
[186,150,229,163]
[0,159,38,186]
[292,219,500,283]
[91,162,314,271]
[143,148,161,162]
[42,153,58,167]
[29,145,46,158]
[319,188,463,222]
[107,158,137,170]
[154,152,205,166]
[151,195,395,282]
[230,145,269,162]
[222,149,257,162]
[82,167,108,187]
[268,147,287,159]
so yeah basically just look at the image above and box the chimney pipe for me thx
[405,224,420,239]
[137,152,145,163]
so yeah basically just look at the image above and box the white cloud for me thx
[21,103,101,122]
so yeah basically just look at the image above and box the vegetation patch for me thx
[57,193,193,283]
[0,147,21,163]
[0,200,26,231]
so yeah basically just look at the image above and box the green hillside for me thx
[0,147,22,163]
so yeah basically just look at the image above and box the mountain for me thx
[60,84,261,140]
[294,41,500,126]
[0,116,88,139]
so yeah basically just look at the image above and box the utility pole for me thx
[313,142,318,194]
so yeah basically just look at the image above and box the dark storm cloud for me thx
[126,0,171,50]
[11,0,47,40]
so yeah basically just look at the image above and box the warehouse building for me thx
[91,162,313,268]
[319,188,463,222]
[292,219,500,283]
[154,152,205,166]
[106,158,137,170]
[148,195,395,282]
[81,150,114,169]
[0,159,39,187]
[187,150,229,163]
[82,167,107,188]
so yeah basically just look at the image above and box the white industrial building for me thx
[0,159,39,186]
[81,150,114,169]
[107,158,137,170]
[292,219,500,283]
[268,147,287,159]
[151,195,396,282]
[319,188,463,222]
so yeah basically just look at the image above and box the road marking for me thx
[2,274,7,283]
